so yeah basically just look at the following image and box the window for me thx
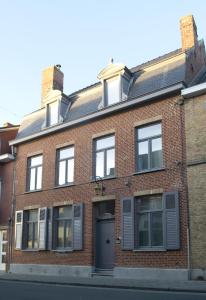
[26,210,38,249]
[94,135,115,179]
[105,77,120,106]
[56,146,74,186]
[27,155,43,191]
[47,101,59,126]
[136,123,163,172]
[121,192,180,251]
[54,206,73,249]
[136,195,163,248]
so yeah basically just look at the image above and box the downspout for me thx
[178,97,192,280]
[8,146,17,273]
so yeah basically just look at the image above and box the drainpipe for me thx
[177,97,192,280]
[8,146,17,273]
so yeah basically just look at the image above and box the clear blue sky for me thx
[0,0,206,125]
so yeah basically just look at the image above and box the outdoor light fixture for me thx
[94,176,104,196]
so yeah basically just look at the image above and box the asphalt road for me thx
[0,280,206,300]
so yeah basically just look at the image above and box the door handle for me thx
[106,239,110,244]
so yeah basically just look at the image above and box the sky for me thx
[0,0,206,126]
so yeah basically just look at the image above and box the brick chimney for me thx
[180,15,198,51]
[41,65,64,107]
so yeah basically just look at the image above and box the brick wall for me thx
[185,94,206,269]
[13,93,188,269]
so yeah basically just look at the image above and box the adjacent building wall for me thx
[185,94,206,279]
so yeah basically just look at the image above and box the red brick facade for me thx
[12,93,188,269]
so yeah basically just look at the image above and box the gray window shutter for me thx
[47,207,54,250]
[73,203,84,250]
[163,191,180,250]
[38,207,48,250]
[121,197,134,250]
[15,210,23,250]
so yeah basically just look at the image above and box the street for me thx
[0,280,205,300]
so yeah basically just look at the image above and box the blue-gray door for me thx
[96,219,115,270]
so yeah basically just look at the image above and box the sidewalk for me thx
[0,272,206,293]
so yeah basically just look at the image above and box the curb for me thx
[0,277,206,294]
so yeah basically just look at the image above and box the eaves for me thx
[10,82,185,146]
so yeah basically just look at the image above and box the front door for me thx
[96,219,115,270]
[0,231,7,271]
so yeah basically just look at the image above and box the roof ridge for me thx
[130,48,183,73]
[67,48,183,97]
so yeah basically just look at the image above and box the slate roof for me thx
[15,47,191,142]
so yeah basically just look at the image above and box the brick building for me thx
[9,15,206,280]
[0,123,19,271]
[182,69,206,279]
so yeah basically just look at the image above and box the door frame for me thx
[95,216,115,271]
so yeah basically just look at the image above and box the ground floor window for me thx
[137,195,163,248]
[54,206,73,249]
[26,209,38,249]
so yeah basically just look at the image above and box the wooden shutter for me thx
[121,197,134,250]
[15,210,23,250]
[38,207,48,250]
[163,191,180,250]
[47,207,54,250]
[73,203,84,250]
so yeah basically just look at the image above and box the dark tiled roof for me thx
[16,48,188,141]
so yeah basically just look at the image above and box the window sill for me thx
[21,249,39,252]
[52,249,73,253]
[54,183,75,189]
[134,167,165,175]
[91,176,116,182]
[133,247,166,252]
[24,189,43,194]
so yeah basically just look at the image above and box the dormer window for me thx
[98,60,132,108]
[47,101,59,126]
[105,76,120,105]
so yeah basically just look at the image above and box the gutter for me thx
[10,82,185,146]
[181,82,206,98]
[0,153,15,163]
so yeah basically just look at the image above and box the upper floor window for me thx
[27,155,43,191]
[94,135,115,179]
[47,101,59,126]
[136,123,163,172]
[56,146,74,186]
